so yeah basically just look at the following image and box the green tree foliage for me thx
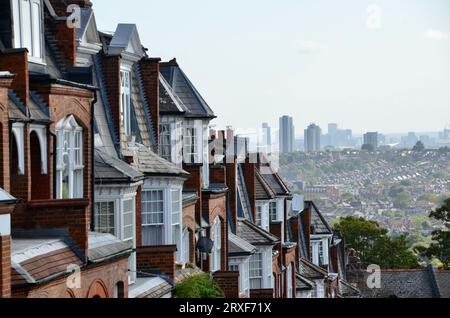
[333,216,419,269]
[174,274,224,298]
[389,185,412,209]
[413,141,425,152]
[420,199,450,269]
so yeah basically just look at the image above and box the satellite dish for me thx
[196,236,214,254]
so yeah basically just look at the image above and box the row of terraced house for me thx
[0,0,360,298]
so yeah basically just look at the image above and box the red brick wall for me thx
[0,50,29,104]
[135,186,142,248]
[13,256,129,298]
[242,161,256,220]
[30,132,50,200]
[289,216,300,264]
[213,271,239,298]
[300,207,312,260]
[137,245,177,282]
[183,165,202,222]
[100,53,121,145]
[0,235,11,298]
[12,200,90,259]
[225,162,238,232]
[250,289,274,298]
[182,203,196,264]
[210,164,226,184]
[202,193,227,272]
[272,255,280,298]
[139,58,161,148]
[0,77,13,192]
[283,247,297,298]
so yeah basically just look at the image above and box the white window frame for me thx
[256,202,270,232]
[94,201,116,235]
[269,201,277,222]
[141,189,165,245]
[12,0,44,63]
[287,263,293,298]
[159,123,172,162]
[229,258,250,296]
[11,123,25,175]
[211,217,221,272]
[56,116,84,199]
[183,126,198,164]
[171,189,182,262]
[120,69,131,137]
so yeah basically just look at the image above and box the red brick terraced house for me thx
[0,0,132,298]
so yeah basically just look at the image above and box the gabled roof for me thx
[228,232,256,257]
[299,258,328,279]
[94,148,144,184]
[76,8,101,45]
[237,219,279,246]
[88,232,133,263]
[309,202,333,235]
[255,169,275,200]
[261,172,291,196]
[160,59,215,119]
[108,24,144,57]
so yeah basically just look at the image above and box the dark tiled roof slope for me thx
[237,219,279,246]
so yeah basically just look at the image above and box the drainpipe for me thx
[90,93,98,232]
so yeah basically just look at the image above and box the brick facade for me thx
[137,245,177,282]
[182,202,196,264]
[283,246,297,298]
[213,271,239,298]
[0,49,29,104]
[0,76,13,192]
[13,257,129,298]
[0,235,11,298]
[250,289,274,298]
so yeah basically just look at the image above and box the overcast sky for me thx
[92,0,450,136]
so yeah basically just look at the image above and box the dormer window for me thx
[56,116,84,199]
[12,0,44,62]
[120,70,131,136]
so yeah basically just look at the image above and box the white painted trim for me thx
[12,123,25,175]
[0,214,11,236]
[30,124,47,174]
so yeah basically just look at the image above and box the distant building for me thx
[279,116,295,153]
[323,123,353,149]
[259,122,272,154]
[363,132,379,149]
[304,123,322,152]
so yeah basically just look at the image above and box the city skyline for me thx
[93,0,450,134]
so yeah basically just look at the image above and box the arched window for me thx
[211,217,221,272]
[114,282,125,298]
[56,116,84,199]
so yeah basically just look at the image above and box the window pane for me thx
[21,0,32,53]
[94,202,115,235]
[31,1,41,58]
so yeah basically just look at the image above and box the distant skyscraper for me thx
[261,123,271,149]
[304,123,322,152]
[328,123,338,135]
[279,116,295,153]
[363,132,379,149]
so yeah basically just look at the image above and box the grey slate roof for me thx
[75,8,93,41]
[228,232,256,256]
[261,172,290,196]
[129,276,173,299]
[131,144,190,177]
[182,191,198,206]
[255,169,275,200]
[309,202,333,235]
[159,75,186,115]
[296,273,315,290]
[237,219,279,246]
[360,269,439,298]
[434,271,450,298]
[299,258,328,280]
[0,187,16,204]
[94,148,144,184]
[339,280,361,298]
[88,232,133,263]
[160,60,215,119]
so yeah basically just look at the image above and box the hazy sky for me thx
[92,0,450,136]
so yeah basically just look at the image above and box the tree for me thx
[420,199,450,269]
[413,141,425,152]
[174,273,224,298]
[333,216,419,269]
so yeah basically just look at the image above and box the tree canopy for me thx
[333,216,419,269]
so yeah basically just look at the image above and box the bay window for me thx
[249,253,263,289]
[12,0,43,62]
[211,217,221,272]
[141,190,164,245]
[120,70,131,136]
[94,201,115,235]
[172,189,182,262]
[56,116,84,199]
